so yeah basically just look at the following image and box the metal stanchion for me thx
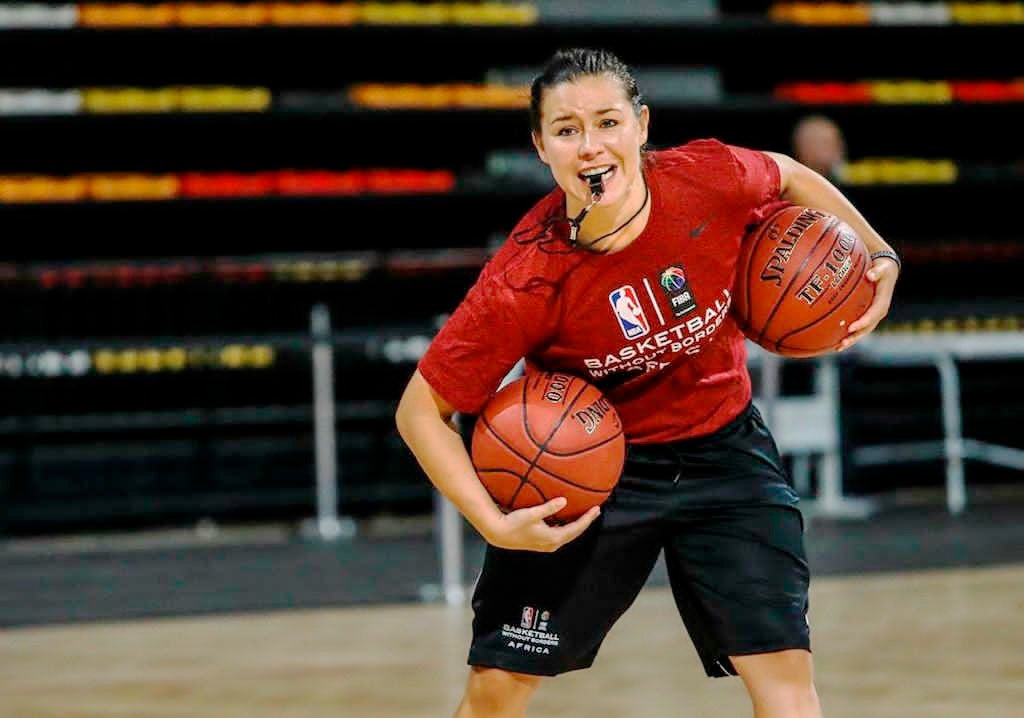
[759,349,782,427]
[303,303,355,541]
[814,356,874,518]
[935,354,967,515]
[420,415,468,606]
[437,489,467,606]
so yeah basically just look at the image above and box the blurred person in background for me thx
[792,114,847,182]
[397,48,899,718]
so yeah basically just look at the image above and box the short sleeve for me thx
[418,267,552,415]
[725,144,782,209]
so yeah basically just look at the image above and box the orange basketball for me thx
[471,371,625,523]
[733,206,876,358]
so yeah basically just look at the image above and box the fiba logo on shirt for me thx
[659,264,698,318]
[608,285,650,339]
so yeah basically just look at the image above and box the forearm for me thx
[396,379,502,537]
[768,151,895,256]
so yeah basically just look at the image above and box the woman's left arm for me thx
[765,151,899,350]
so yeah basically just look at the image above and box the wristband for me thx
[869,249,901,274]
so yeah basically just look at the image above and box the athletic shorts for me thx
[467,402,810,678]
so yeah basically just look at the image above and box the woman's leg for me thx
[731,649,822,718]
[454,667,543,718]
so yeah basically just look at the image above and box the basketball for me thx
[733,205,876,357]
[471,371,625,523]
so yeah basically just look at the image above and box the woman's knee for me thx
[732,648,814,683]
[731,650,820,715]
[463,667,543,714]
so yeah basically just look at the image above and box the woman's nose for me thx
[577,131,600,157]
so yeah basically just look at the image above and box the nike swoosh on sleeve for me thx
[690,219,711,238]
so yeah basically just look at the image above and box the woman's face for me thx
[532,74,649,214]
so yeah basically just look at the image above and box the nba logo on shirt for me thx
[608,285,650,339]
[521,606,536,629]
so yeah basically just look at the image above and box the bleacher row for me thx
[0,2,539,27]
[1,160,1020,203]
[2,1,1023,28]
[3,79,1023,116]
[0,170,455,201]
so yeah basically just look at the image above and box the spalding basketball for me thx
[471,371,625,523]
[734,206,876,357]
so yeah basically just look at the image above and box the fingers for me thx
[867,257,899,283]
[846,314,875,334]
[848,290,893,334]
[865,260,885,283]
[838,331,866,351]
[526,496,567,522]
[847,303,882,333]
[498,499,601,553]
[550,506,601,546]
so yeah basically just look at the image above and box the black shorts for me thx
[467,402,810,678]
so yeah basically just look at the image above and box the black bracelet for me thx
[870,249,901,273]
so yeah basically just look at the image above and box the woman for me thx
[396,48,899,718]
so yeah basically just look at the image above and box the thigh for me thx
[468,516,663,676]
[663,505,811,677]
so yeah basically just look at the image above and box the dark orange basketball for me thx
[471,371,625,523]
[734,206,876,358]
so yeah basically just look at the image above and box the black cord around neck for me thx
[568,180,650,251]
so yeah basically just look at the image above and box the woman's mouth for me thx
[578,165,615,195]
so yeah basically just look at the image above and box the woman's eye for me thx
[556,127,577,136]
[600,119,618,128]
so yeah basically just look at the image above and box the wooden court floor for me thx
[2,563,1022,718]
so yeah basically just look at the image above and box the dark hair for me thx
[529,48,643,134]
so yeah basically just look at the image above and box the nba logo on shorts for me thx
[521,606,536,629]
[608,285,650,339]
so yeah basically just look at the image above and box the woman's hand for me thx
[483,498,601,552]
[839,256,899,351]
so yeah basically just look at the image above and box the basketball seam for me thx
[520,461,614,494]
[521,377,591,450]
[508,480,526,509]
[479,415,534,509]
[474,467,532,511]
[755,216,839,346]
[741,208,785,327]
[542,429,625,457]
[523,481,549,505]
[520,377,591,484]
[480,414,536,466]
[744,219,761,329]
[774,246,875,351]
[477,454,612,496]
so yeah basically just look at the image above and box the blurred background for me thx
[1,1,1023,715]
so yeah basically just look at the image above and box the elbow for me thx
[395,370,457,443]
[395,390,413,443]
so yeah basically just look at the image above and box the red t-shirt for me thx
[418,139,783,443]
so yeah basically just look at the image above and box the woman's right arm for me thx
[396,369,600,552]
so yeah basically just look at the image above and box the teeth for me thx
[581,166,613,178]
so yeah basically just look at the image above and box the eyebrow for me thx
[549,107,622,125]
